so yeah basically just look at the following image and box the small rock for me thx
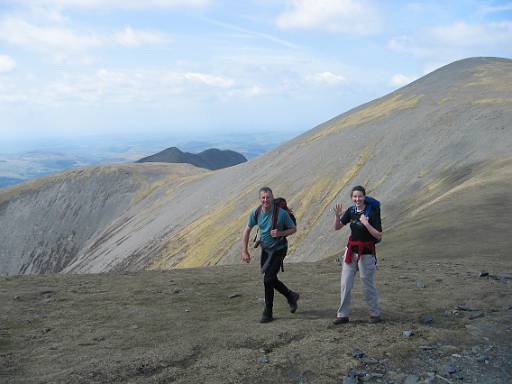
[476,354,487,363]
[130,324,139,329]
[403,330,414,337]
[185,309,190,312]
[13,295,20,301]
[479,272,489,277]
[361,357,378,365]
[173,288,181,294]
[386,371,406,382]
[228,293,241,299]
[440,345,458,354]
[257,355,269,364]
[416,281,426,288]
[342,376,357,384]
[41,328,51,334]
[456,304,473,311]
[404,374,419,384]
[352,350,365,358]
[446,365,456,374]
[420,314,433,325]
[451,353,462,358]
[349,370,368,378]
[420,345,435,351]
[469,311,484,320]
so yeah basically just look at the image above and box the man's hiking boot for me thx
[260,309,273,323]
[288,291,300,313]
[369,316,382,324]
[332,317,349,325]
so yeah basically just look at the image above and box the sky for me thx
[0,0,511,146]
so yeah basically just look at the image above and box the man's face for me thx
[259,191,273,211]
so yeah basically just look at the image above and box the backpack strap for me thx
[254,205,262,223]
[252,206,262,245]
[271,203,279,230]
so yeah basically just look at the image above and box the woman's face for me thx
[351,190,365,207]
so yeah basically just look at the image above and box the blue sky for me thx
[0,0,511,145]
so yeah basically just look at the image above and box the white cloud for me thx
[0,17,104,50]
[478,2,512,14]
[184,72,234,88]
[0,55,16,73]
[305,71,345,85]
[276,0,380,35]
[430,21,512,47]
[14,0,210,10]
[203,17,300,49]
[0,17,172,54]
[0,69,238,106]
[113,27,172,47]
[389,21,512,59]
[389,73,417,87]
[387,35,433,58]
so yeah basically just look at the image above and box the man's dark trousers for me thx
[261,247,291,314]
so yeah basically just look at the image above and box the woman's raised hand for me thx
[334,203,343,216]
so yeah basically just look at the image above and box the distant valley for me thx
[0,131,294,189]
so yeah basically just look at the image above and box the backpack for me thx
[349,196,381,244]
[252,197,296,248]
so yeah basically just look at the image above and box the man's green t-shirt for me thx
[248,205,296,249]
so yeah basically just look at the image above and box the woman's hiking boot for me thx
[288,291,300,313]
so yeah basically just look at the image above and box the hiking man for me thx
[242,187,299,323]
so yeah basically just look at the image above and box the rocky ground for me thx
[1,257,511,383]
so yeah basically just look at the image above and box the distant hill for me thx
[136,147,247,170]
[1,57,511,275]
[0,176,24,189]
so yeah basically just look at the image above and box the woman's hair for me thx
[351,185,366,196]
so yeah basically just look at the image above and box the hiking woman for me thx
[333,185,382,324]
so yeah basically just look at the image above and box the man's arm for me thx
[241,225,252,263]
[271,226,296,238]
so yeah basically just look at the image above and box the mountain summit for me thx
[136,147,247,170]
[1,57,511,275]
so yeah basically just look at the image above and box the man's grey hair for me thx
[259,186,273,196]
